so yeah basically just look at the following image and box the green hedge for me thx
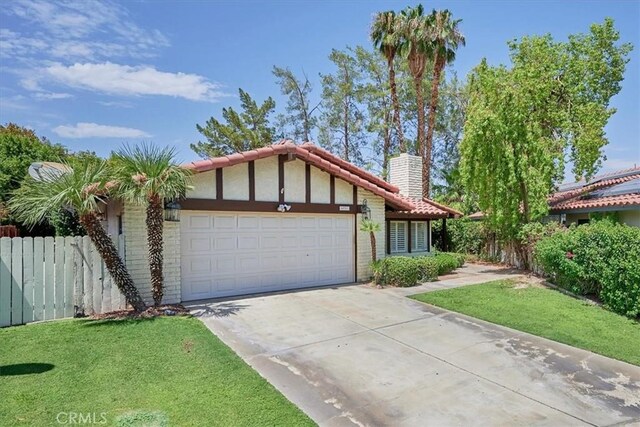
[372,252,465,287]
[535,221,640,318]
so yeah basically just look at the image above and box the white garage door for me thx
[180,211,355,301]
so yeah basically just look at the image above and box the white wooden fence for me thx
[0,235,128,327]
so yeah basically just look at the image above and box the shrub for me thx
[414,257,439,281]
[372,257,421,287]
[433,252,465,274]
[535,221,640,317]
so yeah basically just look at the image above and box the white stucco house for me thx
[106,141,460,304]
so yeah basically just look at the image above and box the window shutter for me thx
[411,222,427,252]
[390,221,407,253]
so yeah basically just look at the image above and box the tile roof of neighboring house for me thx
[550,193,640,212]
[184,141,460,216]
[467,166,640,219]
[549,168,640,205]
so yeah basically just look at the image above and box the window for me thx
[411,221,429,252]
[389,221,407,253]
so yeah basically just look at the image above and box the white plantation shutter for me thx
[390,221,407,253]
[411,222,427,252]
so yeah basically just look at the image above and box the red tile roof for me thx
[549,170,640,205]
[184,142,414,210]
[395,196,462,218]
[550,193,640,212]
[468,166,640,219]
[300,142,400,193]
[184,141,460,217]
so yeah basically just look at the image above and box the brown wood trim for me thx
[442,218,448,252]
[182,198,358,214]
[330,175,335,205]
[386,219,391,255]
[427,220,431,252]
[305,163,311,204]
[248,160,255,201]
[407,219,412,253]
[353,211,358,282]
[385,211,447,220]
[215,168,223,200]
[352,184,357,206]
[278,154,285,203]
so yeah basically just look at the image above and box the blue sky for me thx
[1,0,638,172]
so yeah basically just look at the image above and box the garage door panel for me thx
[186,214,212,229]
[238,236,259,249]
[214,236,236,250]
[181,211,354,301]
[214,215,236,229]
[237,215,259,229]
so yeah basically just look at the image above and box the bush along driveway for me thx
[0,317,314,427]
[191,264,640,426]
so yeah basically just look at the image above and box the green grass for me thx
[410,280,640,366]
[0,316,314,426]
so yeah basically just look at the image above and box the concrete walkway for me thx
[189,265,640,427]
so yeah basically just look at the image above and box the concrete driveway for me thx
[189,265,640,426]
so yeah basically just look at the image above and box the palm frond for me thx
[10,160,110,227]
[111,143,193,205]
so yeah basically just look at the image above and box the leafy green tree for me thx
[460,19,632,245]
[371,10,406,152]
[272,66,320,142]
[353,46,397,178]
[318,49,366,165]
[0,123,67,203]
[423,9,465,198]
[10,160,147,312]
[191,89,276,158]
[112,144,192,306]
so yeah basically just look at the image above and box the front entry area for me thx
[180,211,354,301]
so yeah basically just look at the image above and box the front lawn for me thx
[0,316,314,426]
[411,280,640,366]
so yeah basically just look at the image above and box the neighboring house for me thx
[468,166,640,228]
[548,166,640,227]
[109,141,459,304]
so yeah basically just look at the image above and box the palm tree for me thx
[371,10,406,153]
[398,5,430,195]
[360,219,382,263]
[424,9,465,198]
[112,144,192,306]
[10,161,147,312]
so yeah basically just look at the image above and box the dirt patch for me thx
[91,304,190,320]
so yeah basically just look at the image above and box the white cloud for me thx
[44,62,226,102]
[33,92,73,100]
[53,122,151,139]
[1,0,169,61]
[98,100,133,108]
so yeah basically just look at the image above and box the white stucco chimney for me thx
[389,153,423,199]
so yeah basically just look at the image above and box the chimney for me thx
[389,153,422,199]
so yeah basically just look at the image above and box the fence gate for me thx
[0,235,128,327]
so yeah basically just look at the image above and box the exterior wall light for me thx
[277,204,292,212]
[359,199,371,220]
[164,200,181,222]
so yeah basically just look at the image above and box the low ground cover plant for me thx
[535,220,640,317]
[372,252,464,287]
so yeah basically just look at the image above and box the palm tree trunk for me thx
[382,110,391,180]
[424,57,445,198]
[415,75,427,198]
[79,213,146,312]
[388,61,405,152]
[146,195,164,306]
[370,231,377,262]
